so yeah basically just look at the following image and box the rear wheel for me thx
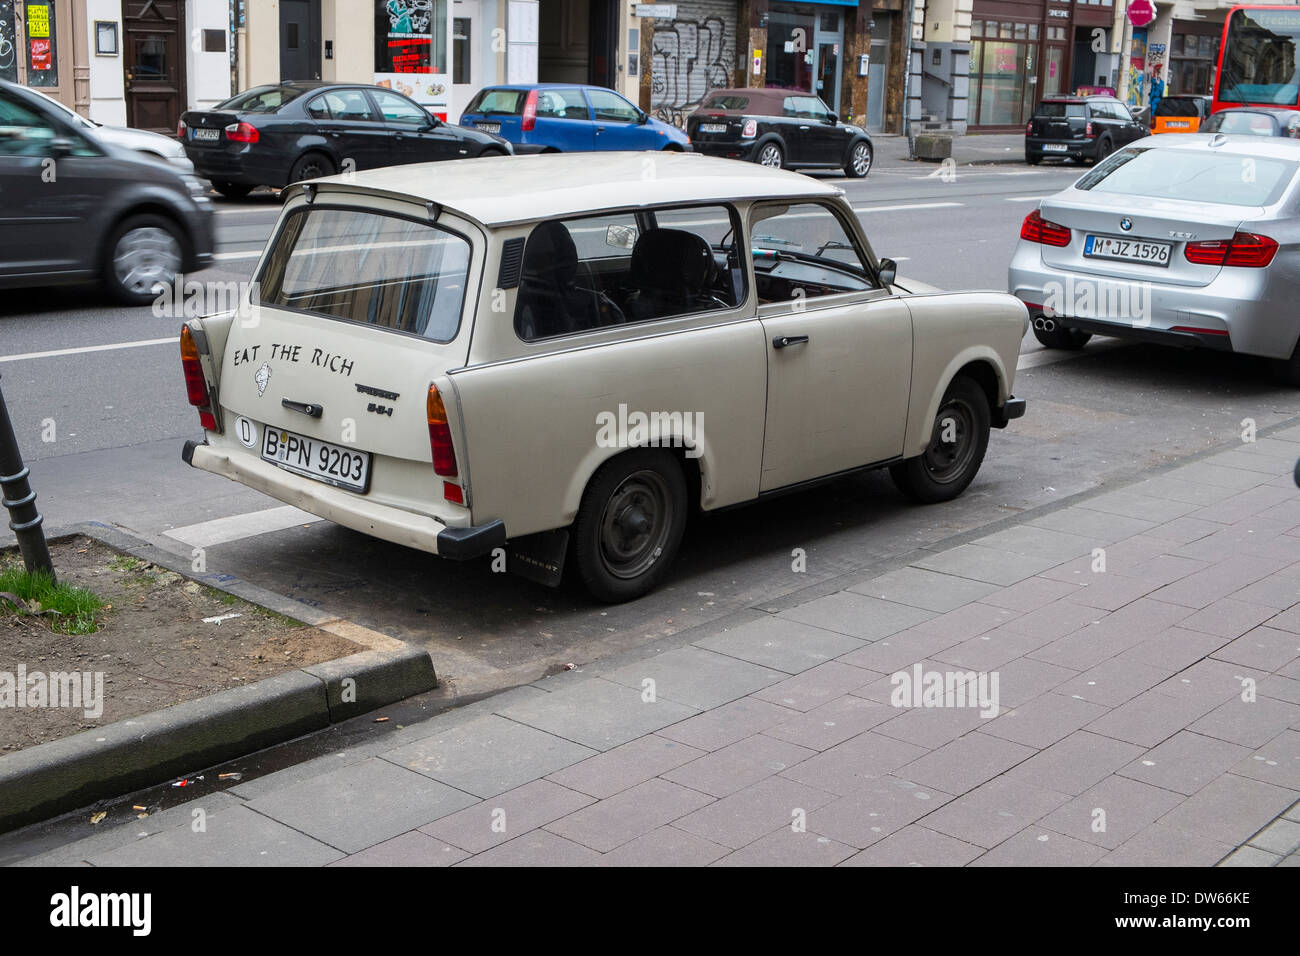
[1033,323,1092,350]
[844,141,872,178]
[1273,340,1300,386]
[757,142,784,169]
[102,214,185,306]
[1095,136,1114,161]
[571,449,687,603]
[890,375,991,504]
[1025,153,1041,166]
[288,151,336,183]
[212,181,253,199]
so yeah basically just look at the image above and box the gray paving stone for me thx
[713,828,857,866]
[592,825,730,867]
[1200,448,1290,476]
[1085,689,1218,748]
[1153,658,1268,706]
[983,693,1109,750]
[602,646,786,710]
[1038,775,1184,849]
[1231,730,1300,790]
[245,757,479,854]
[1104,596,1199,632]
[1212,626,1300,672]
[1248,817,1300,855]
[498,677,698,750]
[694,616,865,674]
[1118,731,1252,796]
[455,828,601,866]
[1062,573,1163,612]
[1263,603,1300,635]
[912,545,1061,586]
[847,566,1000,613]
[1229,567,1300,610]
[872,695,988,749]
[328,831,468,867]
[911,602,1025,641]
[1191,695,1300,749]
[998,731,1145,796]
[1054,659,1170,707]
[1220,846,1280,866]
[1152,555,1292,609]
[1133,475,1240,506]
[836,627,963,674]
[544,778,714,853]
[779,731,929,796]
[1077,491,1201,523]
[383,714,597,798]
[656,697,798,752]
[1144,514,1227,545]
[776,592,936,641]
[1259,674,1300,705]
[545,734,704,799]
[674,776,838,849]
[1095,822,1234,867]
[1157,773,1300,846]
[933,625,1060,671]
[972,525,1097,561]
[840,825,984,866]
[1177,598,1280,639]
[991,657,1079,708]
[808,775,954,848]
[980,575,1083,612]
[920,777,1070,849]
[898,731,1034,795]
[87,804,344,866]
[663,734,816,798]
[968,827,1106,866]
[1027,508,1156,544]
[419,779,595,853]
[1117,627,1230,673]
[762,694,894,751]
[1031,621,1157,672]
[753,660,878,712]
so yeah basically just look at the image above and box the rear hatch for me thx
[459,88,527,140]
[1029,101,1088,140]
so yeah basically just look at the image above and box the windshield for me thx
[1076,146,1299,206]
[1219,8,1300,106]
[216,86,309,113]
[1203,111,1278,135]
[703,95,749,110]
[465,89,527,115]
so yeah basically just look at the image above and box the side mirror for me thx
[878,257,897,286]
[50,137,73,158]
[424,112,441,129]
[638,110,650,125]
[827,113,839,125]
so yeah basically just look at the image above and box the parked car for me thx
[178,153,1026,601]
[0,80,214,304]
[686,88,874,177]
[179,82,512,198]
[458,84,690,153]
[1152,95,1213,134]
[1009,135,1300,383]
[37,92,193,170]
[1201,107,1300,138]
[1025,96,1149,164]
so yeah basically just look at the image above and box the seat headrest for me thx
[522,220,579,284]
[630,228,716,292]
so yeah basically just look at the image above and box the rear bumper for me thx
[1025,137,1097,161]
[691,140,761,162]
[185,147,285,186]
[182,439,505,559]
[993,396,1026,428]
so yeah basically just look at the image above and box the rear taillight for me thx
[180,326,216,431]
[1184,232,1278,268]
[1025,121,1032,136]
[177,118,186,138]
[521,90,538,132]
[1085,121,1093,137]
[224,121,259,143]
[427,384,459,479]
[1020,209,1072,247]
[742,119,758,138]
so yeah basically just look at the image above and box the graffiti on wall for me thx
[651,17,734,128]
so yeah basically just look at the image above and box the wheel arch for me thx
[903,350,1008,460]
[98,202,195,277]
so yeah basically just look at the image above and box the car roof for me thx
[697,88,797,111]
[292,152,843,227]
[1143,133,1300,157]
[476,83,592,91]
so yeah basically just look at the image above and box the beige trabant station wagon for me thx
[180,153,1028,601]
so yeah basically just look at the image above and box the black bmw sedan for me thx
[179,82,513,198]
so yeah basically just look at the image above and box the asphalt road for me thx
[3,153,1298,700]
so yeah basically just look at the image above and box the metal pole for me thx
[1117,5,1134,105]
[0,372,55,582]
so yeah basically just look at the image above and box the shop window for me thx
[1014,23,1027,40]
[1000,22,1013,39]
[1029,24,1040,40]
[971,20,983,38]
[24,0,57,88]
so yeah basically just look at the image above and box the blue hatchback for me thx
[459,84,691,153]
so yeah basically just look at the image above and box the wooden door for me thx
[123,0,185,133]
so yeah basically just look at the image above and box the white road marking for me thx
[214,250,264,261]
[0,337,175,363]
[1005,196,1046,202]
[165,504,322,549]
[853,202,964,213]
[1017,339,1128,370]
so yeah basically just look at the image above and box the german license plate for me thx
[262,427,371,493]
[1084,234,1172,266]
[1167,121,1190,129]
[1042,143,1068,152]
[192,128,220,141]
[699,123,728,134]
[476,121,501,133]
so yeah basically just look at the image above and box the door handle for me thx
[772,335,809,349]
[799,125,810,130]
[282,399,323,418]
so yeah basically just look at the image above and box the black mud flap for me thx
[507,529,569,588]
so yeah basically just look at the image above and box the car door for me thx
[533,88,595,150]
[586,88,655,150]
[311,88,390,170]
[369,88,466,162]
[803,96,849,165]
[1111,100,1145,145]
[779,96,820,166]
[750,200,912,490]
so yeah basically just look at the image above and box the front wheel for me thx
[756,142,784,169]
[844,141,872,178]
[571,450,688,603]
[102,214,185,306]
[889,375,991,504]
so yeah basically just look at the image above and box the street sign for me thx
[634,4,677,19]
[1128,0,1156,28]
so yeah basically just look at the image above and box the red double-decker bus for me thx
[1211,4,1300,113]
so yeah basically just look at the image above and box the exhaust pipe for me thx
[1033,316,1056,332]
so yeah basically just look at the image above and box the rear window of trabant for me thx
[258,207,471,342]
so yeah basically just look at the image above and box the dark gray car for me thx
[0,80,215,305]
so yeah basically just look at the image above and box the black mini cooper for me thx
[686,88,873,177]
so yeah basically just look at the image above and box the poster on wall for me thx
[0,1,17,82]
[374,0,448,112]
[24,0,56,86]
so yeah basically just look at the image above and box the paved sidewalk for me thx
[12,427,1300,867]
[874,132,1027,168]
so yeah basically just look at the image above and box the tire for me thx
[1272,340,1300,386]
[889,375,991,504]
[1032,323,1092,350]
[1026,153,1042,166]
[571,449,688,603]
[1095,136,1114,161]
[212,181,253,199]
[844,140,873,178]
[756,142,784,169]
[478,146,508,158]
[102,214,185,306]
[288,151,336,183]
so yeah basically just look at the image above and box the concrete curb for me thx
[0,524,437,835]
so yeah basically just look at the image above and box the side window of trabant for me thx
[514,203,747,341]
[750,202,877,305]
